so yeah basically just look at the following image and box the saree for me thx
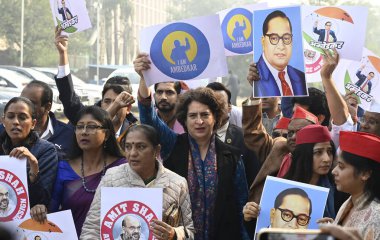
[50,157,126,236]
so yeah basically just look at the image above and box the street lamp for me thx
[93,1,102,85]
[20,0,24,67]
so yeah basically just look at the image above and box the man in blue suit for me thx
[313,21,337,43]
[255,10,307,97]
[355,65,374,94]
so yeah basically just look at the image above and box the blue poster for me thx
[253,6,307,97]
[140,15,228,86]
[219,3,267,56]
[255,176,329,239]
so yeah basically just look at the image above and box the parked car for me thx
[33,67,102,105]
[107,66,140,98]
[0,68,30,96]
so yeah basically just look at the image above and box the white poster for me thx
[302,6,368,83]
[333,48,380,110]
[0,156,30,222]
[139,15,228,86]
[50,0,92,34]
[100,188,163,240]
[254,176,329,240]
[5,210,78,240]
[218,3,267,56]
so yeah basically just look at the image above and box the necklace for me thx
[81,155,107,193]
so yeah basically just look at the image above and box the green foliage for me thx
[0,0,90,67]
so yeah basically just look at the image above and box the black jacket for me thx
[164,134,247,240]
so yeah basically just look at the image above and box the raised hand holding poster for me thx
[140,15,228,86]
[302,6,368,83]
[253,6,307,97]
[218,3,267,56]
[101,188,163,240]
[0,156,29,222]
[333,48,380,110]
[254,176,329,239]
[49,0,92,34]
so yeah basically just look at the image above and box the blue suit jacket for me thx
[254,56,307,97]
[313,27,337,42]
[355,70,372,94]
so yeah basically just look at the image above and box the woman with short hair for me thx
[135,53,249,240]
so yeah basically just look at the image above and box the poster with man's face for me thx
[0,156,29,222]
[49,0,92,34]
[253,6,307,98]
[302,6,368,83]
[333,48,380,111]
[254,177,329,240]
[101,188,163,240]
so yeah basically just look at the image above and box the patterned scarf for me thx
[187,135,218,240]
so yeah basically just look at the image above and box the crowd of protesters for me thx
[1,24,380,240]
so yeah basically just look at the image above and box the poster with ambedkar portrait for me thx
[0,156,30,222]
[302,6,368,83]
[101,188,163,240]
[253,6,308,98]
[332,48,380,111]
[49,0,92,35]
[139,15,228,86]
[254,176,329,239]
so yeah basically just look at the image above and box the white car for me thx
[33,67,102,105]
[0,68,30,96]
[107,67,140,99]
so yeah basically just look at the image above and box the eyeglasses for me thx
[272,132,288,138]
[265,33,293,45]
[325,24,331,27]
[277,208,310,226]
[75,125,104,134]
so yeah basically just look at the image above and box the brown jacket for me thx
[242,103,289,203]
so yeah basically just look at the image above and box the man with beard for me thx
[153,82,184,134]
[0,184,15,217]
[117,215,145,240]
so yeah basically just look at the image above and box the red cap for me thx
[296,125,331,145]
[292,106,319,124]
[274,117,291,130]
[340,131,380,163]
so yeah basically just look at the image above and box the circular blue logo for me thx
[221,8,253,54]
[150,22,210,80]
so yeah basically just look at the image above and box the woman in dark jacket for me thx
[135,53,249,240]
[0,97,58,219]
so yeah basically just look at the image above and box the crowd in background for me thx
[0,24,380,240]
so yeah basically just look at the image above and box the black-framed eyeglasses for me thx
[277,208,310,226]
[272,132,288,139]
[265,33,293,45]
[75,125,104,134]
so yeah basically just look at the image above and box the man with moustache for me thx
[0,184,15,217]
[255,10,307,97]
[153,82,184,134]
[117,215,145,240]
